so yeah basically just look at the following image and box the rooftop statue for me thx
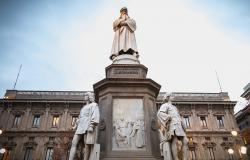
[110,7,139,60]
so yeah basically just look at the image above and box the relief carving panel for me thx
[112,98,145,150]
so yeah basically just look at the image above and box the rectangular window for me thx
[183,116,190,128]
[49,137,55,141]
[24,147,33,160]
[246,121,249,127]
[71,116,78,126]
[45,147,53,160]
[52,116,59,127]
[189,148,196,160]
[188,137,193,142]
[32,115,40,127]
[208,147,215,160]
[217,116,224,127]
[200,116,207,128]
[13,115,21,127]
[223,137,228,141]
[205,137,211,141]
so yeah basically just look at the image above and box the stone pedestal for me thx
[94,59,161,160]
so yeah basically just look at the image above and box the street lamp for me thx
[231,130,238,137]
[228,148,234,154]
[240,146,247,155]
[229,130,247,159]
[0,148,6,154]
[0,129,2,135]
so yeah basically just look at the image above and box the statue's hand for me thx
[120,21,127,26]
[166,132,172,141]
[71,125,77,130]
[87,126,94,132]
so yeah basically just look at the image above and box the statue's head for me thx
[120,7,128,15]
[163,92,174,102]
[85,92,95,102]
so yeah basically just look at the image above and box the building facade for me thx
[235,83,250,159]
[0,90,240,160]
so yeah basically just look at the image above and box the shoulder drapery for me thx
[75,103,100,135]
[90,102,100,125]
[113,19,122,32]
[126,18,136,32]
[157,104,171,128]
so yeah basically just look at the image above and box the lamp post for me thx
[0,148,6,160]
[0,129,4,159]
[231,130,237,137]
[228,148,234,154]
[240,146,247,155]
[0,148,5,154]
[228,130,247,160]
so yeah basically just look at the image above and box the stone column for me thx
[191,104,198,130]
[207,104,215,131]
[43,104,50,131]
[62,103,69,131]
[224,105,232,130]
[6,103,12,129]
[22,102,31,130]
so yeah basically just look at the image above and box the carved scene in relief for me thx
[112,99,145,150]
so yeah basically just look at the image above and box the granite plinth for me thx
[106,64,147,79]
[94,63,161,160]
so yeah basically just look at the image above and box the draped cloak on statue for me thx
[110,17,138,59]
[75,102,100,144]
[157,103,186,137]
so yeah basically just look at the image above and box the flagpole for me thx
[215,70,223,92]
[13,64,22,90]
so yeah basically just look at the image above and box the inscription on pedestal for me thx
[114,68,139,75]
[105,64,148,79]
[112,99,145,151]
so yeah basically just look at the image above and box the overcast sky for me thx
[0,0,249,112]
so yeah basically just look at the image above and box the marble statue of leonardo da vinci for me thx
[110,7,139,60]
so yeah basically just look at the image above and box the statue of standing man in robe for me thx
[110,7,139,60]
[157,93,188,160]
[68,92,100,160]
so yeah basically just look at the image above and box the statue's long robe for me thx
[75,102,100,144]
[157,103,186,137]
[110,17,138,58]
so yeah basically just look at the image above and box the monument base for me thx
[103,157,161,160]
[94,63,161,160]
[112,54,140,64]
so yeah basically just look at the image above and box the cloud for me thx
[0,0,249,114]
